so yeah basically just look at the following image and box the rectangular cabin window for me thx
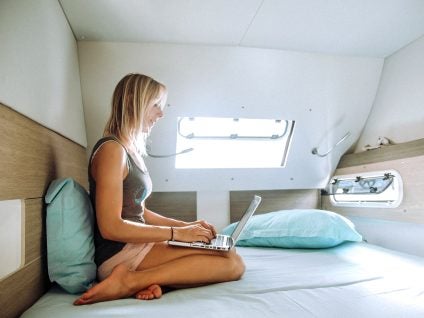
[175,117,295,169]
[324,170,403,208]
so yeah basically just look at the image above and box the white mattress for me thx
[22,242,424,318]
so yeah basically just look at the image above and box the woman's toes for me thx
[135,284,162,300]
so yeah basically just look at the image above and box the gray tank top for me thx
[89,136,152,267]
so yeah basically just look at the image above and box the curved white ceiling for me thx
[59,0,424,57]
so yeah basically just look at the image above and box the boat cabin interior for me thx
[0,1,423,317]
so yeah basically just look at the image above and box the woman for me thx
[74,73,245,305]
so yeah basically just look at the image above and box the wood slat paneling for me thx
[338,138,424,168]
[0,104,88,318]
[24,199,45,264]
[0,104,88,201]
[145,192,197,222]
[0,257,49,318]
[230,189,320,222]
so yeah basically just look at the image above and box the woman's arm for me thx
[143,208,188,227]
[144,208,217,239]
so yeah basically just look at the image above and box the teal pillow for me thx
[45,178,96,294]
[222,209,362,249]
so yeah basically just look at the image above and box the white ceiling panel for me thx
[242,0,424,57]
[59,0,262,45]
[59,0,424,57]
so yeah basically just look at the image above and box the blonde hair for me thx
[104,73,167,155]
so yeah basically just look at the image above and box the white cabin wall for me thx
[355,35,424,151]
[0,0,87,280]
[78,42,383,191]
[350,216,424,257]
[78,41,382,225]
[0,0,87,147]
[345,36,424,256]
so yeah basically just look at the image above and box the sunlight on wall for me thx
[0,199,23,278]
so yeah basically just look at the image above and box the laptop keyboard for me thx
[212,235,227,246]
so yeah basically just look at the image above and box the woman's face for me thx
[142,101,164,133]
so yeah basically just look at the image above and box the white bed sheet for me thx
[21,242,424,318]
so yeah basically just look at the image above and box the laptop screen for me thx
[230,195,261,242]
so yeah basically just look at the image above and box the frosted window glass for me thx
[175,117,295,169]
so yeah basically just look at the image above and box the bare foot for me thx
[135,284,162,300]
[74,264,135,305]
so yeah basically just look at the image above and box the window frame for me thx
[327,169,403,208]
[175,116,295,169]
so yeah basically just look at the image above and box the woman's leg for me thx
[74,243,245,305]
[137,242,244,290]
[133,243,242,299]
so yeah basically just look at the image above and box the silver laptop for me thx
[168,195,261,251]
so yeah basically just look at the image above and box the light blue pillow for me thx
[45,178,96,294]
[222,209,362,249]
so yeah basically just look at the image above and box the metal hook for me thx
[147,147,194,158]
[311,132,351,157]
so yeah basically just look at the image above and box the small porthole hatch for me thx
[324,170,403,208]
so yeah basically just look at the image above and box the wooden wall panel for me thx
[338,138,424,168]
[24,199,45,264]
[0,256,49,318]
[145,192,197,222]
[0,104,88,318]
[230,189,320,222]
[0,104,88,201]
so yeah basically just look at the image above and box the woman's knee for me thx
[227,251,245,280]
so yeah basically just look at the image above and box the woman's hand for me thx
[173,223,215,243]
[187,220,217,238]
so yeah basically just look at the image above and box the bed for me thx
[2,104,424,318]
[20,242,424,317]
